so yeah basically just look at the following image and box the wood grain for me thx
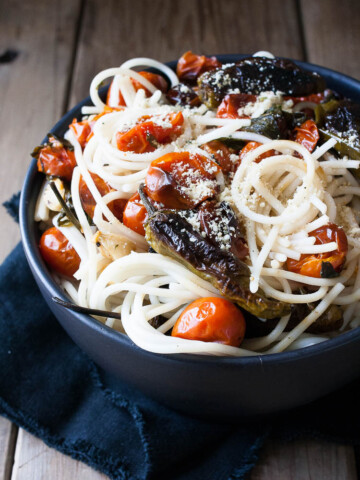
[300,0,360,79]
[69,0,304,106]
[0,0,81,477]
[250,438,358,479]
[0,419,17,480]
[2,0,360,479]
[11,429,107,480]
[0,0,81,264]
[295,2,360,473]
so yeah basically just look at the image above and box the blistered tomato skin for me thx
[287,223,348,278]
[116,112,184,153]
[239,142,276,164]
[171,297,246,347]
[79,172,127,221]
[70,107,121,149]
[123,192,148,236]
[37,144,76,182]
[69,119,92,149]
[202,140,237,174]
[216,93,257,119]
[294,119,320,153]
[145,151,221,209]
[39,227,80,277]
[176,51,221,84]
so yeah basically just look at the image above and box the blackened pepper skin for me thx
[198,56,326,108]
[145,211,290,319]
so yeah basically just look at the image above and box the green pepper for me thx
[244,106,305,139]
[316,100,360,169]
[198,56,326,108]
[144,209,290,319]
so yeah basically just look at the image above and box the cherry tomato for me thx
[116,112,184,153]
[171,297,246,347]
[122,192,148,236]
[287,223,348,278]
[70,107,120,149]
[39,227,80,277]
[106,71,168,107]
[201,140,238,174]
[36,140,76,182]
[176,51,221,84]
[132,71,168,94]
[294,119,320,153]
[145,151,221,209]
[116,124,154,153]
[216,93,257,119]
[79,172,127,221]
[239,142,276,164]
[69,119,92,149]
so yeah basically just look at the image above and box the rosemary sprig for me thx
[138,183,156,215]
[53,297,120,319]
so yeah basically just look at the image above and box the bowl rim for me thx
[19,54,360,367]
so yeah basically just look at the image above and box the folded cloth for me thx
[0,198,359,480]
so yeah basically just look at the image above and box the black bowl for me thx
[19,56,360,418]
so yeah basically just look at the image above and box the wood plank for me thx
[297,1,360,478]
[300,0,360,79]
[6,1,358,479]
[0,419,17,480]
[0,0,82,264]
[11,429,107,480]
[250,438,358,480]
[0,0,81,478]
[69,0,304,106]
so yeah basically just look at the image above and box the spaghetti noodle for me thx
[33,52,360,356]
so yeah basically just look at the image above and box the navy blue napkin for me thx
[0,195,359,480]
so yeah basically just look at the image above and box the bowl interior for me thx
[19,55,360,367]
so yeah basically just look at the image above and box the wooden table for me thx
[1,0,360,477]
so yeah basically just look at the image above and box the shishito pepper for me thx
[144,208,290,319]
[315,100,360,169]
[245,106,305,139]
[198,56,325,108]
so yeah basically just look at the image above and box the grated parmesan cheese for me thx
[237,91,293,118]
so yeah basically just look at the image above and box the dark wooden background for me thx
[1,0,360,478]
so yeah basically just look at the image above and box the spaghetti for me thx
[34,51,360,356]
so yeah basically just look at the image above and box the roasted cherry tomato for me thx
[294,119,320,153]
[70,106,120,149]
[116,124,154,153]
[116,112,184,153]
[39,227,80,277]
[79,172,127,221]
[176,51,221,84]
[145,151,221,209]
[201,140,238,174]
[216,93,257,119]
[171,297,246,347]
[287,223,348,278]
[69,119,92,149]
[36,139,76,182]
[239,142,276,164]
[106,71,168,107]
[122,192,148,236]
